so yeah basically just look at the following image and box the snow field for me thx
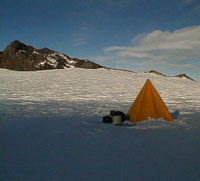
[0,68,199,129]
[1,68,200,180]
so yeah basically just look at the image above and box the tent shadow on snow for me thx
[127,79,176,123]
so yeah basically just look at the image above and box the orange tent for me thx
[127,79,174,122]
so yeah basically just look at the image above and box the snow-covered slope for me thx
[0,68,200,128]
[1,68,200,181]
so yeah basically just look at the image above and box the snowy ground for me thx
[1,68,200,180]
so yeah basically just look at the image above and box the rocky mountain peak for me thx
[0,40,103,71]
[3,40,34,57]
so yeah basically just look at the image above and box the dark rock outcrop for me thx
[145,70,167,76]
[175,73,195,81]
[75,59,103,69]
[0,40,103,71]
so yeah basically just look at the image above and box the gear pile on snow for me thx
[103,110,129,125]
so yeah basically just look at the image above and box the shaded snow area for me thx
[1,68,200,180]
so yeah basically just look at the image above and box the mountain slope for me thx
[0,40,196,81]
[0,40,103,71]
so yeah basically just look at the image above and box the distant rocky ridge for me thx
[175,73,195,81]
[0,40,103,71]
[145,70,167,77]
[146,70,195,81]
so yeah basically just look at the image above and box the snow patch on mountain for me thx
[33,50,39,54]
[16,50,26,54]
[46,56,59,68]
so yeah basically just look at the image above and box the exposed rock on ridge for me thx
[145,70,167,76]
[146,70,195,81]
[175,73,195,81]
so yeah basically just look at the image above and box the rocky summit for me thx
[0,40,103,71]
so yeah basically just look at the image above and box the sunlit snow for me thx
[0,68,200,129]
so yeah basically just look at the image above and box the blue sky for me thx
[1,0,200,80]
